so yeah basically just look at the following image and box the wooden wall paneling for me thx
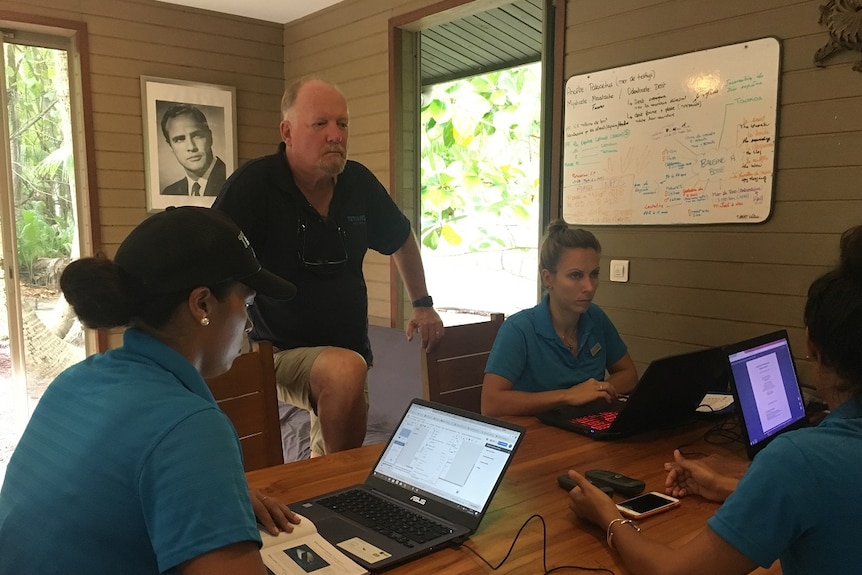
[348,123,390,150]
[93,132,143,155]
[86,0,281,43]
[566,0,817,51]
[0,1,79,20]
[84,14,281,60]
[782,67,862,105]
[350,93,390,119]
[781,32,862,72]
[778,132,862,169]
[596,230,839,266]
[563,0,671,23]
[98,187,145,210]
[780,97,862,136]
[564,3,820,77]
[604,258,828,296]
[768,200,862,232]
[609,308,808,350]
[91,111,140,135]
[292,56,389,89]
[93,150,141,172]
[599,284,806,327]
[98,220,136,247]
[283,0,383,43]
[337,73,391,101]
[776,167,862,201]
[236,107,282,130]
[86,90,138,116]
[285,26,384,66]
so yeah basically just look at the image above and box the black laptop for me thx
[287,398,525,571]
[723,330,808,459]
[537,346,728,439]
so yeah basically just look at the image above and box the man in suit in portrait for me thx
[160,103,226,196]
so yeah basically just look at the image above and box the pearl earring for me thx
[200,317,210,326]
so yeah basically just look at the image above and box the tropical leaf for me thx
[441,225,462,245]
[420,62,541,252]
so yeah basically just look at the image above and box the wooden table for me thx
[247,416,781,574]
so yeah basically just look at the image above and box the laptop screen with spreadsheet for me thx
[370,401,522,516]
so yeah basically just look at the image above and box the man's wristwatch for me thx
[412,295,434,308]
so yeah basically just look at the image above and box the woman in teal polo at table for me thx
[0,207,300,575]
[481,219,638,417]
[564,224,862,574]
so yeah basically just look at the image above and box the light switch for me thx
[610,260,629,283]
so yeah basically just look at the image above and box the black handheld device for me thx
[557,474,614,496]
[584,469,645,497]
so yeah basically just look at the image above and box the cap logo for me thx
[237,231,250,249]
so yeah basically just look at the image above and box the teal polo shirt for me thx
[707,398,862,574]
[0,328,260,575]
[485,295,627,392]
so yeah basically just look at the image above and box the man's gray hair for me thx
[280,76,344,120]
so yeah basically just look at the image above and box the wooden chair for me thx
[205,340,283,472]
[421,313,504,413]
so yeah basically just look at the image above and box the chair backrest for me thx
[205,340,283,472]
[421,313,504,413]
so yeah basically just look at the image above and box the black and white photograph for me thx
[141,76,236,212]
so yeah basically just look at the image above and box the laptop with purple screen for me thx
[723,330,808,459]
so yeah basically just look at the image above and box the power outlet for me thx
[610,260,629,283]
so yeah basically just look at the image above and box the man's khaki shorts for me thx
[272,346,368,455]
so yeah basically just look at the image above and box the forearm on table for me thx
[609,522,756,575]
[481,386,571,417]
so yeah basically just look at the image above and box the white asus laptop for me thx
[287,399,525,571]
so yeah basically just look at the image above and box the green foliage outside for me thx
[4,42,75,282]
[420,62,541,254]
[17,204,73,282]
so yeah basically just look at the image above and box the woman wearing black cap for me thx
[0,207,298,575]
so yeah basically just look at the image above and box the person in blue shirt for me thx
[565,223,862,575]
[0,207,300,575]
[482,219,638,417]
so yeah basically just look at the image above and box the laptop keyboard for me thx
[572,410,618,430]
[318,489,453,547]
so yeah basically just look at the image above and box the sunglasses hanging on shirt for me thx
[296,211,348,275]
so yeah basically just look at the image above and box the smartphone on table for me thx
[616,491,680,519]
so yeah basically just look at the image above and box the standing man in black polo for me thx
[214,77,443,456]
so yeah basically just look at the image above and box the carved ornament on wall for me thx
[814,0,862,71]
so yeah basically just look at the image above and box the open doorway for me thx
[0,31,94,487]
[420,62,541,321]
[390,0,555,327]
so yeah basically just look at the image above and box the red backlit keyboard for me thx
[571,411,618,430]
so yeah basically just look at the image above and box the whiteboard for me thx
[562,37,780,225]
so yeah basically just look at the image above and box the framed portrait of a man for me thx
[141,76,237,212]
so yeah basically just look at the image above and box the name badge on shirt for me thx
[590,343,602,357]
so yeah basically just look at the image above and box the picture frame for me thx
[141,76,237,212]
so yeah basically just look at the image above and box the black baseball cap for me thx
[114,206,296,300]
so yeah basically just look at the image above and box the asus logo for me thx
[410,495,427,505]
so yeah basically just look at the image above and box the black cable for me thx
[672,418,741,460]
[702,416,742,446]
[459,514,615,574]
